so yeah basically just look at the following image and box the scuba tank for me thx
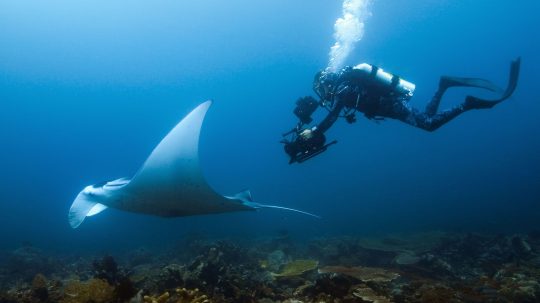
[353,63,416,100]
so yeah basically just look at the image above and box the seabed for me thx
[1,231,540,303]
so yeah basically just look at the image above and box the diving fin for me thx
[465,57,521,110]
[439,76,503,93]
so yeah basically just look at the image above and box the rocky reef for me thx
[1,231,540,302]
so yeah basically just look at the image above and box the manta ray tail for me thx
[230,190,321,218]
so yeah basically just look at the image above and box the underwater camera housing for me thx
[294,96,319,125]
[282,127,337,164]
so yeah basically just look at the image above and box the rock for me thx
[511,235,532,258]
[419,254,453,276]
[394,251,421,265]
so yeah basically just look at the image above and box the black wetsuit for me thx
[316,66,468,134]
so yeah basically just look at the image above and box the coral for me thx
[144,291,170,303]
[130,264,163,292]
[511,235,533,259]
[418,254,454,277]
[130,290,143,303]
[158,264,185,290]
[424,232,538,278]
[7,245,56,278]
[352,285,392,303]
[143,288,211,303]
[309,237,365,266]
[93,255,120,284]
[272,260,319,277]
[318,266,399,283]
[31,273,48,301]
[309,236,403,267]
[263,230,296,255]
[179,241,272,301]
[266,250,288,272]
[414,283,458,303]
[128,248,154,267]
[292,282,314,297]
[31,273,47,289]
[310,274,353,298]
[60,278,115,303]
[494,264,540,302]
[3,232,540,302]
[358,231,447,254]
[176,288,211,303]
[115,276,138,302]
[259,260,269,269]
[183,241,255,289]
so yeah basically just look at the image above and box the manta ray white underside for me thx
[68,101,317,228]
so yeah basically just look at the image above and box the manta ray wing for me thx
[121,100,253,216]
[68,101,318,228]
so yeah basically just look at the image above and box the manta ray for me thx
[68,101,317,228]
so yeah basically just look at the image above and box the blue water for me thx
[1,0,539,253]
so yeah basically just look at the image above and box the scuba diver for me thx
[282,58,521,164]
